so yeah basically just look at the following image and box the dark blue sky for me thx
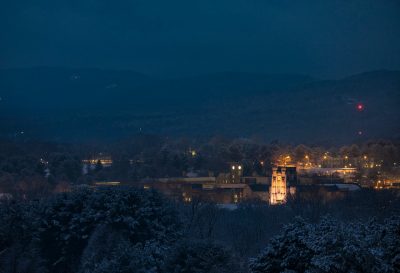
[1,0,399,78]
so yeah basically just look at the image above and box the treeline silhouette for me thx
[0,136,399,199]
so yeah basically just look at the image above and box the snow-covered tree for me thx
[0,187,181,273]
[250,216,400,273]
[163,240,242,273]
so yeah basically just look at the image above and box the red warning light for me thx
[356,103,364,111]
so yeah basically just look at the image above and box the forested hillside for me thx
[0,68,399,144]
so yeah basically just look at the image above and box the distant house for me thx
[82,155,113,174]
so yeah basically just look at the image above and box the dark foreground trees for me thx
[0,187,181,273]
[250,216,400,273]
[0,188,239,273]
[0,187,399,273]
[163,240,242,273]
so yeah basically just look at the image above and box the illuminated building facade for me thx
[82,157,113,167]
[278,166,297,184]
[82,156,113,174]
[270,167,288,205]
[230,163,243,183]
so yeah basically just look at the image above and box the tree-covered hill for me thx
[0,68,399,144]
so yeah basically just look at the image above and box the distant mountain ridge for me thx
[0,67,314,110]
[0,67,399,144]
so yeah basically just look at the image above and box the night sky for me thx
[1,0,399,78]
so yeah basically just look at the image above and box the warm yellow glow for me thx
[282,155,292,166]
[232,166,235,170]
[83,159,113,165]
[238,165,242,170]
[270,168,287,205]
